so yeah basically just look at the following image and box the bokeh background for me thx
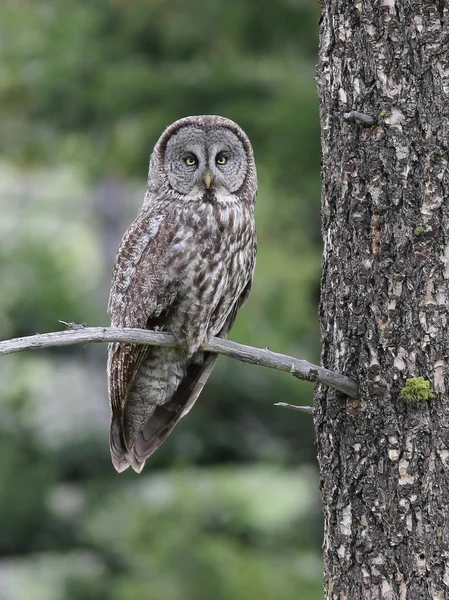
[0,1,323,598]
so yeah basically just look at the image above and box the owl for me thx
[107,115,258,473]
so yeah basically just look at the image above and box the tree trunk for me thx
[316,2,449,598]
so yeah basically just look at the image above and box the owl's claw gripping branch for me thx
[0,326,359,400]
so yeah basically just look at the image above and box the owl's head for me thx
[147,115,257,201]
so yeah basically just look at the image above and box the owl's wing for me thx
[218,277,253,336]
[107,209,176,470]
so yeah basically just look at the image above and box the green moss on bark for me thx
[400,377,434,404]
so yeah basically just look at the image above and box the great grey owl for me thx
[107,115,257,473]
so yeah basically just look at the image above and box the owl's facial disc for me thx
[163,126,248,196]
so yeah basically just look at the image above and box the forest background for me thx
[0,1,324,598]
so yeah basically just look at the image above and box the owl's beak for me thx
[203,171,214,189]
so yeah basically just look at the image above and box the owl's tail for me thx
[109,353,218,473]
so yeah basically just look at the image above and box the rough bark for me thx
[316,2,449,598]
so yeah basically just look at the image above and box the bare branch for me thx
[0,326,359,399]
[274,402,314,414]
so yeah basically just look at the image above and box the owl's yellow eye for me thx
[184,155,197,166]
[216,154,228,165]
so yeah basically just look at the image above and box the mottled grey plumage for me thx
[107,115,257,473]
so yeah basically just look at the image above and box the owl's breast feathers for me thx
[107,194,256,473]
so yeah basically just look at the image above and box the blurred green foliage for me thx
[0,0,323,598]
